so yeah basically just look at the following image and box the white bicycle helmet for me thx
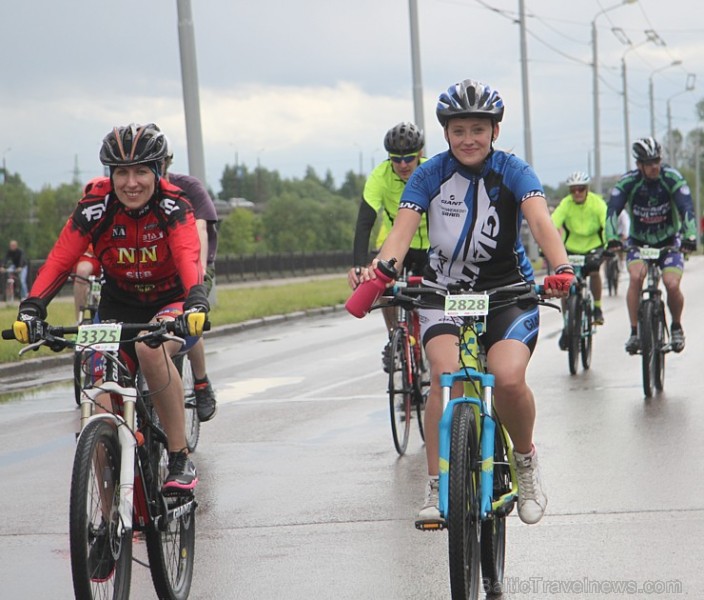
[565,171,591,187]
[632,137,661,162]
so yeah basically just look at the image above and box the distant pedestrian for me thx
[2,240,28,298]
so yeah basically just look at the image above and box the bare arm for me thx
[196,219,208,275]
[363,208,421,281]
[522,196,571,297]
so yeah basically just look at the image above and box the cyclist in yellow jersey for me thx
[348,122,429,371]
[551,171,607,348]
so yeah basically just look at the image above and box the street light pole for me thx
[649,59,682,139]
[591,0,638,196]
[1,147,10,185]
[613,28,663,171]
[666,74,696,166]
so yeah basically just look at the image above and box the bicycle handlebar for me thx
[1,319,211,354]
[381,282,553,313]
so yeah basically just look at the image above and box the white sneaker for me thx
[514,445,547,524]
[417,478,441,521]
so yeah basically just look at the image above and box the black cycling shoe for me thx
[195,378,217,422]
[625,335,640,355]
[593,307,604,325]
[558,329,568,351]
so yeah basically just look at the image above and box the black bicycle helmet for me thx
[99,123,169,168]
[632,137,661,162]
[383,122,424,154]
[436,79,505,126]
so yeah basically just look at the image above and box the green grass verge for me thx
[0,276,350,364]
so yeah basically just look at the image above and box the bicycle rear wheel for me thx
[70,419,132,599]
[566,294,580,375]
[174,354,200,452]
[388,328,412,455]
[480,421,511,596]
[639,301,656,397]
[580,298,593,371]
[448,402,481,600]
[145,425,196,600]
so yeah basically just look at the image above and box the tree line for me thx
[0,165,367,262]
[3,101,704,262]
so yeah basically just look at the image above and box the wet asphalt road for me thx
[1,258,703,599]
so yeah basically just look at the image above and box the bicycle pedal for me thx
[415,519,446,531]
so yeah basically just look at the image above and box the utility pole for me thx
[176,0,207,186]
[408,0,425,136]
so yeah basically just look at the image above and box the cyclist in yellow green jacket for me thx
[551,171,607,349]
[348,122,429,370]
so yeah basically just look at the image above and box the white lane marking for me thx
[216,371,384,405]
[217,377,304,405]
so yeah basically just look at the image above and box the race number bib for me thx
[75,323,122,352]
[639,247,660,260]
[444,293,489,317]
[567,254,586,267]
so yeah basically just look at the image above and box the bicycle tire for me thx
[480,421,510,596]
[174,354,200,452]
[388,327,412,455]
[69,418,133,599]
[144,420,196,600]
[566,294,580,375]
[639,301,656,398]
[654,302,667,392]
[580,298,593,371]
[606,258,619,296]
[448,402,481,600]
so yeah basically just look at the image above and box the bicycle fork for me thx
[77,383,138,534]
[436,369,498,522]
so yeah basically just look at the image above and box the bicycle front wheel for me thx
[580,298,593,371]
[448,402,481,600]
[654,303,667,392]
[566,294,581,375]
[388,328,412,455]
[145,432,196,600]
[70,419,133,599]
[639,301,657,397]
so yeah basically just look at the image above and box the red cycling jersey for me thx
[30,177,203,308]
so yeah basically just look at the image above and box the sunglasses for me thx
[570,186,587,193]
[389,152,420,164]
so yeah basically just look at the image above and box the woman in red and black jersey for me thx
[15,123,208,494]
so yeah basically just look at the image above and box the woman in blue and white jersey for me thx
[360,79,574,526]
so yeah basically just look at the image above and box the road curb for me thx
[0,303,348,380]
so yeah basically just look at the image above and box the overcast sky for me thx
[1,0,702,194]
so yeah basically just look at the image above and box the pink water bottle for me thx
[345,258,398,318]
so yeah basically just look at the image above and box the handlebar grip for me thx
[2,329,16,340]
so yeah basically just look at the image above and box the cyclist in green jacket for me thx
[551,171,607,349]
[348,122,429,370]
